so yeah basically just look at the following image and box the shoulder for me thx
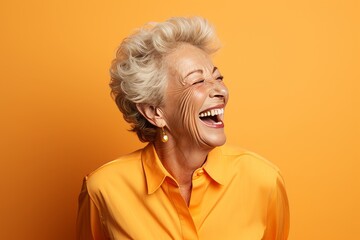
[85,148,144,193]
[220,144,281,184]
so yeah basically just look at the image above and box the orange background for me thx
[1,0,359,239]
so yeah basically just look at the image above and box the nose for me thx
[209,79,229,101]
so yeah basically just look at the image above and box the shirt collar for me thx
[142,143,172,194]
[142,143,231,194]
[203,146,228,186]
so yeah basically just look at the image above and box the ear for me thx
[136,104,166,128]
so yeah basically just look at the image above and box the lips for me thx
[198,107,224,128]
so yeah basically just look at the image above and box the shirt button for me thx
[197,169,204,176]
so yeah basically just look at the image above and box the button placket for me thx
[165,179,199,239]
[189,169,210,229]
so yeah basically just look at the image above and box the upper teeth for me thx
[199,108,224,117]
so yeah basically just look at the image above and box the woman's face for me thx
[160,44,229,150]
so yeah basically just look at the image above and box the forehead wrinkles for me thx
[165,47,214,85]
[179,61,214,85]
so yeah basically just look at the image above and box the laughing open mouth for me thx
[198,108,224,127]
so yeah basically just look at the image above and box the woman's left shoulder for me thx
[219,144,282,180]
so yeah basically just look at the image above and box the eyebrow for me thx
[184,69,203,79]
[184,66,218,79]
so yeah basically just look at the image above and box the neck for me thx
[153,139,212,187]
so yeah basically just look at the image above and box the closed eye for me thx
[192,79,205,85]
[217,76,224,81]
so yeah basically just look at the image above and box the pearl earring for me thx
[161,127,168,143]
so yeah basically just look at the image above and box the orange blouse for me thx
[77,144,289,239]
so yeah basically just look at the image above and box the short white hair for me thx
[110,16,220,142]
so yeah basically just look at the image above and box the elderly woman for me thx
[77,17,289,239]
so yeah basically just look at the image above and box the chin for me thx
[196,122,227,148]
[203,134,227,148]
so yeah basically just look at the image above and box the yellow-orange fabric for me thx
[77,144,290,239]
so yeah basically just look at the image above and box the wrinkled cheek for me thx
[177,89,206,146]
